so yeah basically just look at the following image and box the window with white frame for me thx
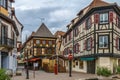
[100,13,108,24]
[0,0,7,9]
[99,36,108,48]
[49,41,52,45]
[87,38,91,50]
[36,40,40,44]
[42,40,46,44]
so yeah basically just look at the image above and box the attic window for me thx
[100,13,108,24]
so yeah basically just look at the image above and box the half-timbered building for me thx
[62,0,120,74]
[23,23,56,70]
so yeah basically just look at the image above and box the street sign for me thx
[68,54,73,60]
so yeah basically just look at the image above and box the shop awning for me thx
[29,58,40,62]
[80,57,95,61]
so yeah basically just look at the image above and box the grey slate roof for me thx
[32,23,55,38]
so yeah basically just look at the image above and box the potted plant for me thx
[97,67,111,79]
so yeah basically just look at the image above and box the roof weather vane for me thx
[40,18,45,23]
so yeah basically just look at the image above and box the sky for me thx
[13,0,120,42]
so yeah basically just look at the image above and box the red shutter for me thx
[77,28,79,36]
[75,29,76,37]
[63,50,65,55]
[46,40,48,44]
[116,37,119,49]
[67,47,69,54]
[94,14,99,24]
[40,40,42,44]
[90,17,92,27]
[65,37,67,43]
[75,44,76,53]
[109,11,113,22]
[116,15,118,26]
[69,32,71,40]
[52,40,55,44]
[90,37,92,49]
[73,45,76,53]
[85,22,87,30]
[84,40,86,50]
[78,44,80,52]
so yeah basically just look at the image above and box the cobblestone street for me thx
[12,70,97,80]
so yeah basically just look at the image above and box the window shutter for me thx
[64,49,66,55]
[85,22,87,30]
[46,40,48,44]
[40,40,42,44]
[74,29,76,37]
[65,36,67,43]
[116,15,118,26]
[77,28,79,36]
[94,14,99,23]
[109,11,113,22]
[90,37,92,49]
[116,37,119,50]
[90,17,92,27]
[67,47,69,54]
[52,40,55,44]
[84,40,86,50]
[70,32,71,40]
[63,50,64,55]
[65,48,67,55]
[73,45,76,53]
[75,44,76,53]
[78,44,80,52]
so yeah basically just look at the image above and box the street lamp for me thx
[68,50,73,77]
[26,49,29,79]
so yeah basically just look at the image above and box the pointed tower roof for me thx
[33,23,55,38]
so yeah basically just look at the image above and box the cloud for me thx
[14,0,120,43]
[49,9,74,22]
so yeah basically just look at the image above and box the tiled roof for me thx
[78,0,111,15]
[54,31,65,37]
[32,23,55,38]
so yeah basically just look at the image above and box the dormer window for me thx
[100,13,108,24]
[0,0,8,9]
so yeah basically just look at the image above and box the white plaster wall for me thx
[97,57,118,73]
[9,54,17,73]
[13,16,22,42]
[72,61,87,73]
[1,20,12,38]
